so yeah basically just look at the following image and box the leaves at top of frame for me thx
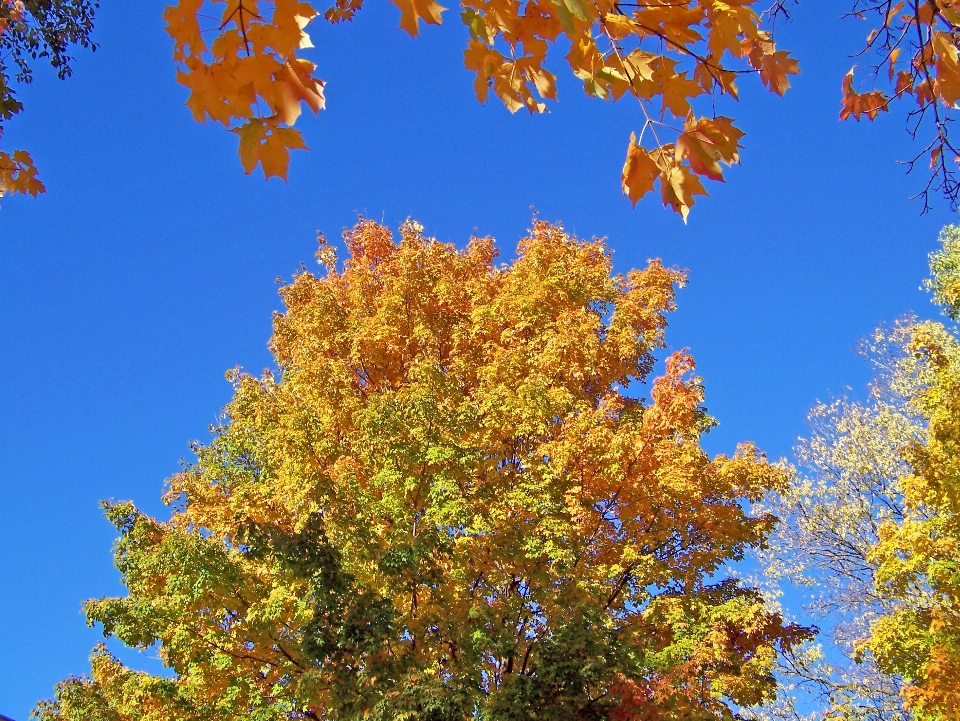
[165,0,324,181]
[167,0,799,220]
[839,1,960,211]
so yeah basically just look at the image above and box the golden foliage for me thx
[165,0,799,218]
[36,219,809,720]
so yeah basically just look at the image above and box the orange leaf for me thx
[760,50,799,96]
[391,0,445,36]
[676,115,744,182]
[621,133,660,206]
[840,67,889,120]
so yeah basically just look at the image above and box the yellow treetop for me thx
[36,219,809,720]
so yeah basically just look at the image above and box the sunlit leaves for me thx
[165,0,325,180]
[621,115,742,220]
[457,0,796,218]
[165,0,799,218]
[35,219,810,720]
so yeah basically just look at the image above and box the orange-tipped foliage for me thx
[36,219,810,721]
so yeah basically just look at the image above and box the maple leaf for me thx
[706,6,748,60]
[391,0,445,36]
[660,163,708,222]
[164,0,206,60]
[464,41,505,103]
[0,148,45,196]
[676,115,744,182]
[622,132,660,205]
[276,60,326,125]
[840,67,889,121]
[233,119,308,179]
[934,31,960,106]
[760,50,799,96]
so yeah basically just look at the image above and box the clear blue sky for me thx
[0,1,956,716]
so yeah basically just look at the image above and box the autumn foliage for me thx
[760,227,960,721]
[863,233,960,720]
[35,219,809,720]
[164,0,798,220]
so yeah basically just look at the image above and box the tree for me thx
[0,0,97,196]
[867,234,960,720]
[34,219,810,721]
[761,226,960,721]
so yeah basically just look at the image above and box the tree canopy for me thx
[34,219,809,721]
[761,226,960,721]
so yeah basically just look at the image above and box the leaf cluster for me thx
[165,0,799,218]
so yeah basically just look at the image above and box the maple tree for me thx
[0,0,97,197]
[758,225,960,721]
[34,219,810,720]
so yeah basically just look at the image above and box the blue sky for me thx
[1,1,957,717]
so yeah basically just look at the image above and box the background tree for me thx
[761,226,960,721]
[34,219,809,721]
[0,0,97,197]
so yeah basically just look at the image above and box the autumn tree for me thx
[35,219,809,721]
[0,0,97,197]
[761,225,960,721]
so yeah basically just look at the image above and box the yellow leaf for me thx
[621,133,660,206]
[233,121,309,180]
[391,0,445,36]
[660,164,708,222]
